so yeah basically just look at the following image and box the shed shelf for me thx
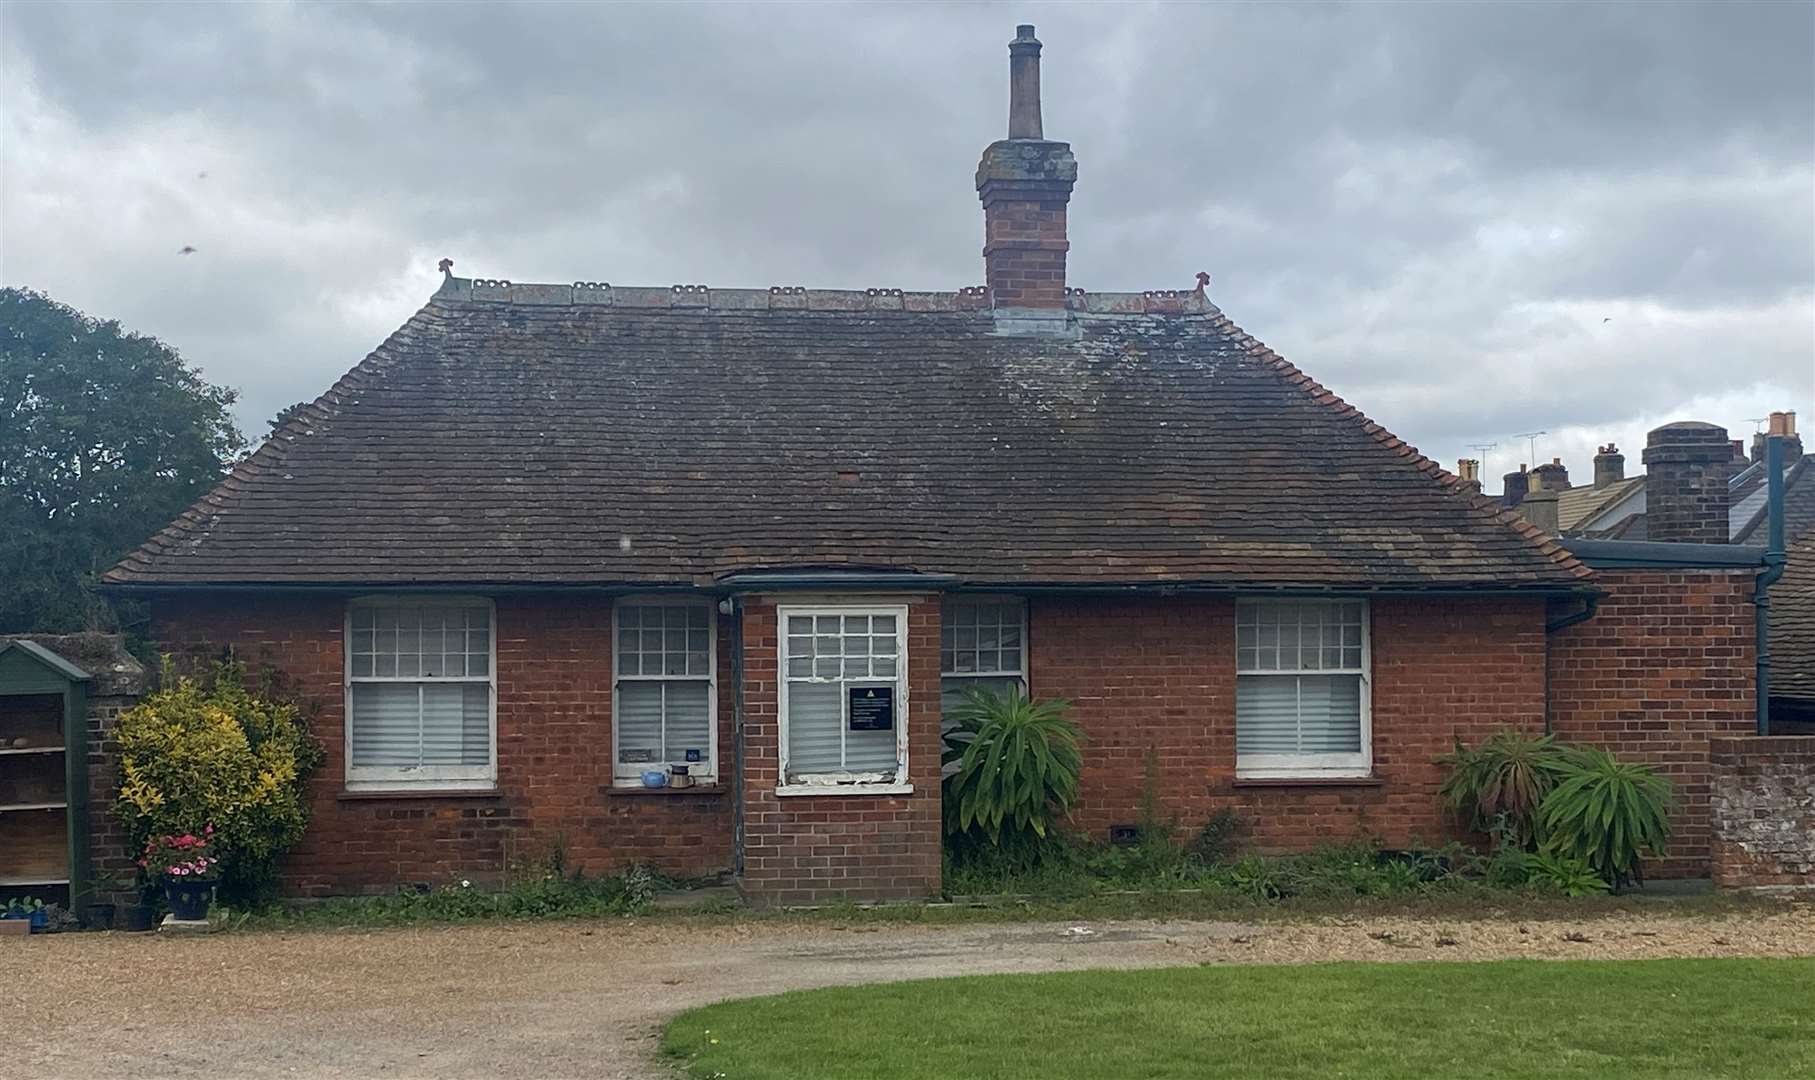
[0,639,91,905]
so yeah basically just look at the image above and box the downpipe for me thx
[1756,435,1788,735]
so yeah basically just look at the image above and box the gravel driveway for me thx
[11,908,1813,1079]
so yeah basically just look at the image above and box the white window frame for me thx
[611,597,719,786]
[776,603,912,796]
[344,595,497,792]
[1235,598,1372,780]
[940,596,1028,699]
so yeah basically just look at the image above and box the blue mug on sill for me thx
[640,770,670,788]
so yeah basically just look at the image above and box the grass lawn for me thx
[664,958,1815,1079]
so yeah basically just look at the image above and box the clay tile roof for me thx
[1772,530,1815,705]
[105,279,1591,591]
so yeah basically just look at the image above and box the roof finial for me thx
[1194,271,1210,294]
[438,257,454,276]
[1008,24,1043,139]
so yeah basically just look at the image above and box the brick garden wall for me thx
[1547,569,1757,877]
[735,598,943,907]
[86,690,146,903]
[154,595,736,895]
[1710,736,1815,890]
[1029,595,1550,852]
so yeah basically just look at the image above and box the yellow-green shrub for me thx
[114,660,322,905]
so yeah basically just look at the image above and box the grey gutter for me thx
[100,581,720,597]
[948,582,1598,599]
[714,571,960,590]
[104,577,1595,598]
[1561,539,1768,570]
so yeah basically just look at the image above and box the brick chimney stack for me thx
[1520,484,1560,534]
[1456,458,1481,495]
[1642,421,1731,544]
[1502,464,1530,508]
[1532,457,1571,493]
[977,25,1077,311]
[1593,444,1625,489]
[1751,411,1803,464]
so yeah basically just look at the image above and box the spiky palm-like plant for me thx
[1437,731,1573,849]
[941,688,1083,846]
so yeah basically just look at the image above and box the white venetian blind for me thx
[1235,601,1368,773]
[614,603,715,776]
[348,602,493,779]
[781,610,904,781]
[1234,676,1363,755]
[785,682,845,774]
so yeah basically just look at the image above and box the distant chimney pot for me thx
[1532,458,1571,493]
[1502,465,1531,508]
[1008,25,1043,139]
[1456,458,1482,495]
[1754,411,1804,464]
[1592,443,1625,489]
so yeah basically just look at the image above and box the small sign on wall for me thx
[848,685,895,731]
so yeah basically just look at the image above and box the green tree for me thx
[267,400,309,434]
[0,288,246,632]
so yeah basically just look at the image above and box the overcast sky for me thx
[4,1,1812,492]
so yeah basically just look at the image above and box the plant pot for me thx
[27,909,49,933]
[163,877,214,922]
[0,918,27,938]
[120,904,159,932]
[84,903,116,931]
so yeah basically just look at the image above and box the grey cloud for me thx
[3,0,1810,487]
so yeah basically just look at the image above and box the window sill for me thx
[337,788,502,802]
[776,782,914,798]
[1230,776,1384,789]
[606,784,725,797]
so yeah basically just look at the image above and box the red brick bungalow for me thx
[107,26,1617,905]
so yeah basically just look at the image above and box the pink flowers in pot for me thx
[140,825,220,880]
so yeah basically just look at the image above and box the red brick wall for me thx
[1709,736,1815,890]
[982,199,1069,309]
[1548,570,1757,877]
[737,598,943,906]
[144,575,1754,897]
[153,595,736,895]
[1030,595,1549,851]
